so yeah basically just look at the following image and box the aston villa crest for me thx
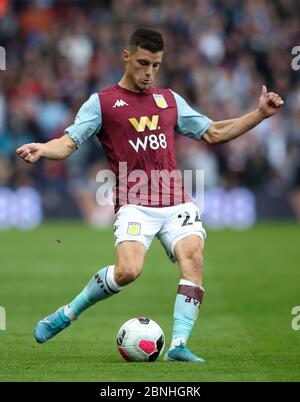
[153,94,168,109]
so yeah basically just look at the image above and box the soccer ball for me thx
[116,317,165,362]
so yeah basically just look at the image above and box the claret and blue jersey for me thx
[65,84,212,208]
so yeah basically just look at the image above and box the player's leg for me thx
[65,240,146,319]
[114,241,146,285]
[164,234,205,362]
[34,241,146,343]
[64,240,145,318]
[158,202,206,362]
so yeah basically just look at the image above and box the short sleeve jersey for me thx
[65,85,212,209]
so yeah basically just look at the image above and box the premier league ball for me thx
[116,317,165,362]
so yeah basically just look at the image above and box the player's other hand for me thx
[258,85,284,118]
[16,143,43,164]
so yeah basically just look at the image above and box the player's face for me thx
[123,47,163,92]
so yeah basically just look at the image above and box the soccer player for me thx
[16,29,284,362]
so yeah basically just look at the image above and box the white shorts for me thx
[113,202,206,263]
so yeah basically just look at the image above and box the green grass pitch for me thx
[1,222,300,382]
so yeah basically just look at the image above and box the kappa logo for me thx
[113,99,129,108]
[128,115,159,132]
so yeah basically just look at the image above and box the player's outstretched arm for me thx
[16,134,76,164]
[202,85,284,145]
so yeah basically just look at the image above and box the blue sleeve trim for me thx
[64,93,102,148]
[170,90,212,140]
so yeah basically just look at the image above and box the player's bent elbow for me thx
[202,125,221,145]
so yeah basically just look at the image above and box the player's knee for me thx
[114,263,142,286]
[185,245,204,270]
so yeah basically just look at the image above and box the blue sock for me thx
[171,279,204,348]
[65,265,122,320]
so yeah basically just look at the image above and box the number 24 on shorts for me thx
[178,210,201,227]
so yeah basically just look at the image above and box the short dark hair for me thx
[129,28,164,53]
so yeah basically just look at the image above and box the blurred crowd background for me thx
[0,0,300,228]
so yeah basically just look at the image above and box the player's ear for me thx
[122,49,130,63]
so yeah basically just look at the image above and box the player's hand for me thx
[16,143,43,164]
[258,85,284,118]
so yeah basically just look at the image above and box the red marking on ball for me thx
[118,347,131,361]
[138,340,156,355]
